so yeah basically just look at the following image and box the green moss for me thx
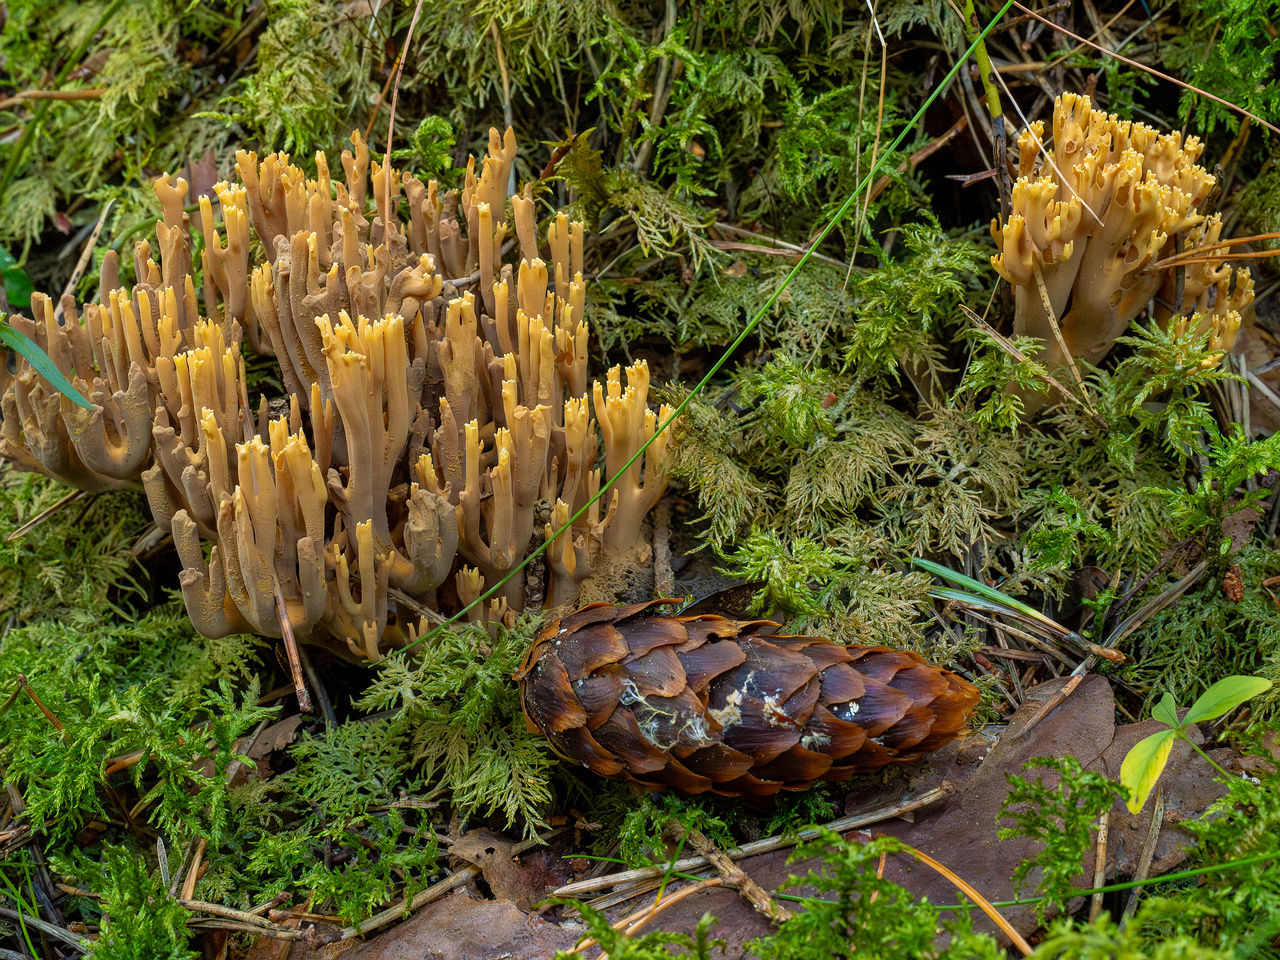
[1125,546,1280,715]
[2,0,1280,952]
[80,845,197,959]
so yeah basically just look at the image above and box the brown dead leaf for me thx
[451,829,545,912]
[272,681,1238,960]
[200,715,304,784]
[1236,321,1280,435]
[242,936,294,960]
[579,676,1230,956]
[247,715,305,760]
[338,890,577,960]
[1222,506,1260,554]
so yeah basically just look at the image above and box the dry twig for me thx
[1090,809,1110,922]
[553,787,951,898]
[1122,785,1164,926]
[664,820,793,925]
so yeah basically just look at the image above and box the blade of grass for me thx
[928,586,1075,641]
[0,322,92,409]
[931,850,1277,911]
[391,0,1021,661]
[1102,561,1208,651]
[914,558,1066,630]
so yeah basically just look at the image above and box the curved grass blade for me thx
[0,321,91,410]
[927,585,1076,642]
[390,0,1021,660]
[914,558,1068,633]
[1102,561,1207,650]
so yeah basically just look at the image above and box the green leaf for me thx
[1181,675,1274,726]
[0,245,32,308]
[0,322,92,410]
[1120,728,1176,814]
[1151,692,1179,729]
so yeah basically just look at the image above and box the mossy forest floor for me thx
[3,1,1280,958]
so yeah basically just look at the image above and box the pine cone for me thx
[516,600,981,797]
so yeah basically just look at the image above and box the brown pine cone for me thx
[515,600,981,797]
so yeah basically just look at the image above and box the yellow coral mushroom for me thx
[992,93,1253,408]
[0,128,675,662]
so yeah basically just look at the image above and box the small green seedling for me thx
[1120,675,1274,813]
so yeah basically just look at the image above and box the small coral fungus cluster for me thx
[0,129,673,660]
[992,93,1254,406]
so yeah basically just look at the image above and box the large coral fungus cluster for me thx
[0,128,674,661]
[992,93,1254,402]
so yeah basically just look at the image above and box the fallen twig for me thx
[5,490,87,542]
[1121,786,1164,926]
[185,918,312,940]
[665,820,793,925]
[553,787,950,898]
[338,829,565,940]
[0,905,87,949]
[273,579,312,713]
[55,198,114,323]
[180,899,283,932]
[0,88,105,110]
[1090,809,1110,922]
[1,675,64,730]
[1014,674,1084,739]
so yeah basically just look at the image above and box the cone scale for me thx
[516,600,981,797]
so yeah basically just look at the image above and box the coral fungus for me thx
[991,93,1253,408]
[0,130,674,660]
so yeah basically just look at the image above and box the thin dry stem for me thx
[5,489,86,541]
[1122,785,1164,924]
[1011,1,1280,134]
[1090,809,1110,922]
[959,304,1109,428]
[567,878,725,957]
[1032,261,1087,398]
[274,580,312,713]
[889,839,1032,955]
